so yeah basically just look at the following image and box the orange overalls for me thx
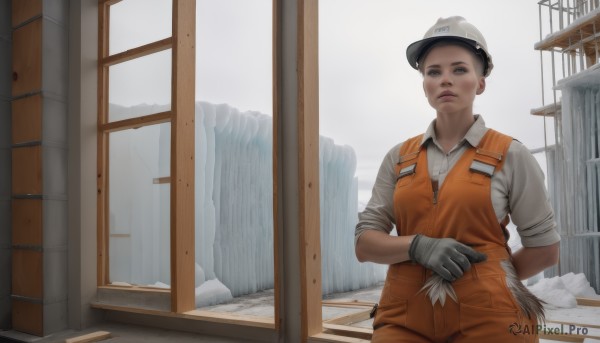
[371,130,539,343]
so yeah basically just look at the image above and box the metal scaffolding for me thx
[532,0,600,292]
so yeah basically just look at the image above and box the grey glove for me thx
[408,234,487,281]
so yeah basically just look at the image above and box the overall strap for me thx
[395,134,424,180]
[470,129,513,177]
[471,129,514,246]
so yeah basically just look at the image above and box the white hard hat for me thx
[406,16,494,76]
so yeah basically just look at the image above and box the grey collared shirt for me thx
[355,115,560,248]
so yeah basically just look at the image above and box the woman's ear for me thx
[476,77,486,95]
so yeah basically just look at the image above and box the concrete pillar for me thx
[0,0,13,330]
[10,0,69,336]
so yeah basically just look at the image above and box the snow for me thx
[108,101,385,307]
[195,279,233,308]
[528,272,600,309]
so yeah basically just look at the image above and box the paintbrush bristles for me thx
[418,260,546,323]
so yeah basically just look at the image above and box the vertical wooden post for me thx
[272,0,282,333]
[97,0,109,287]
[298,0,322,339]
[170,0,196,313]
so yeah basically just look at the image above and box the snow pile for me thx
[108,101,385,307]
[528,272,600,309]
[195,279,233,308]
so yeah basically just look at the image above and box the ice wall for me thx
[108,102,385,303]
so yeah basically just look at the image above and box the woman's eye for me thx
[454,67,467,74]
[426,70,440,76]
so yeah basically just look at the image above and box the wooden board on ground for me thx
[65,331,111,343]
[576,297,600,307]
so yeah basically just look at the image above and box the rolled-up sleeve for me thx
[506,142,561,247]
[354,143,402,246]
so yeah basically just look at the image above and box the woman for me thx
[355,16,560,342]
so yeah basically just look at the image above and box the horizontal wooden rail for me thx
[102,37,172,67]
[90,302,275,329]
[322,323,372,341]
[100,111,171,133]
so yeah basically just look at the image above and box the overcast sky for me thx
[108,0,557,204]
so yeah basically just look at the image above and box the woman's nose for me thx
[440,72,453,86]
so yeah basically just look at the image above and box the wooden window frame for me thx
[95,0,371,341]
[96,0,195,313]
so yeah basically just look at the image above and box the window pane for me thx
[108,50,172,122]
[193,0,273,316]
[108,123,171,288]
[109,0,172,55]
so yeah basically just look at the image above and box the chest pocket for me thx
[396,150,419,187]
[466,148,503,185]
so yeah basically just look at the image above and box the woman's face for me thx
[421,44,485,117]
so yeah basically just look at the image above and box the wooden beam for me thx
[324,309,371,326]
[102,37,172,67]
[272,0,281,331]
[65,331,112,343]
[170,0,196,313]
[11,94,42,144]
[530,102,561,117]
[152,177,171,184]
[100,111,171,133]
[576,297,600,306]
[12,18,42,97]
[322,300,375,308]
[11,0,42,27]
[90,302,275,329]
[534,12,600,51]
[323,323,372,341]
[308,333,371,343]
[298,0,321,340]
[97,0,110,287]
[12,145,42,195]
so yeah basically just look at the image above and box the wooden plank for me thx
[100,111,171,132]
[11,0,42,27]
[323,323,372,341]
[90,302,275,329]
[298,0,322,340]
[322,300,375,308]
[97,0,110,288]
[12,198,43,246]
[12,249,43,299]
[12,298,43,336]
[308,333,370,343]
[12,18,42,96]
[170,0,196,313]
[576,297,600,306]
[272,0,281,331]
[109,233,130,238]
[65,331,112,343]
[535,12,600,51]
[99,285,170,294]
[152,177,171,184]
[531,102,561,117]
[11,94,42,144]
[102,37,172,67]
[324,309,371,326]
[12,145,42,195]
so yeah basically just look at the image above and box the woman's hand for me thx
[409,234,487,281]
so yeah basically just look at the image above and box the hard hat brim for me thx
[406,36,485,72]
